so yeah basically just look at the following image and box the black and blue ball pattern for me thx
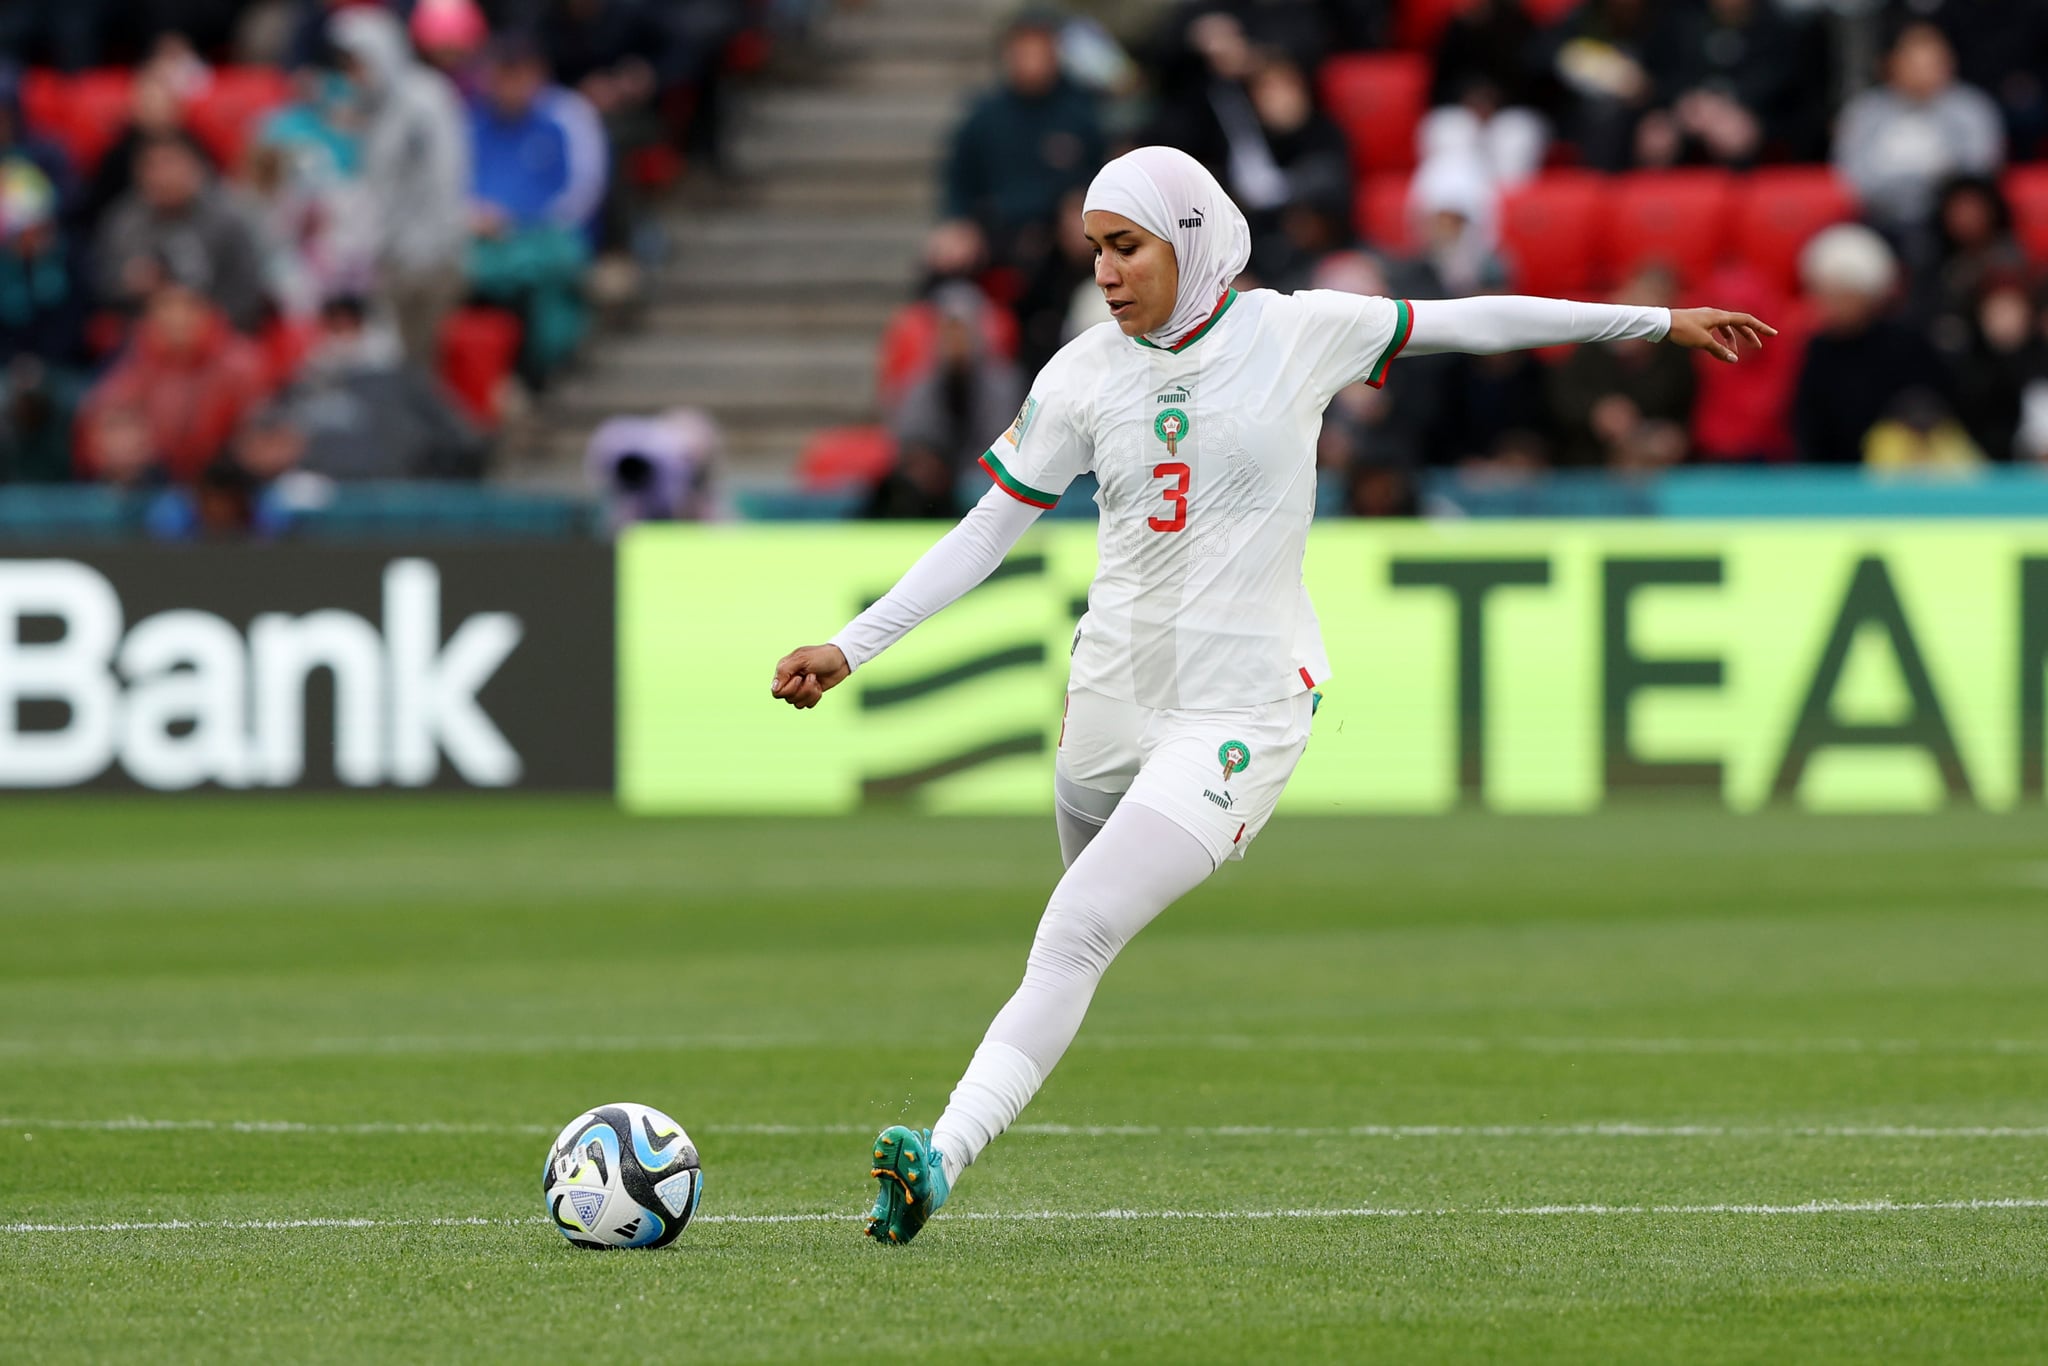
[542,1102,702,1249]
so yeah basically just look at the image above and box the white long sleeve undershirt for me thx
[829,483,1043,672]
[828,294,1672,672]
[1404,295,1670,356]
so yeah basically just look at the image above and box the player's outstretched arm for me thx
[1402,295,1774,363]
[770,483,1044,710]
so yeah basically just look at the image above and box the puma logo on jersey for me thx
[1204,788,1235,810]
[1179,208,1204,229]
[1156,387,1190,405]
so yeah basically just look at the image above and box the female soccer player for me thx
[770,146,1772,1245]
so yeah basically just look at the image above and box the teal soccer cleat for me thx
[864,1125,949,1245]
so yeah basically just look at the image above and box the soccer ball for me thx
[542,1102,703,1249]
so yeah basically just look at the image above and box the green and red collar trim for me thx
[1134,289,1238,353]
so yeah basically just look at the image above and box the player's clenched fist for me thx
[770,644,850,709]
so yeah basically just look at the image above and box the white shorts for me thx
[1054,686,1315,867]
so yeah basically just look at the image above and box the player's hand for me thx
[770,644,850,710]
[1666,307,1777,364]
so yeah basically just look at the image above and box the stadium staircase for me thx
[521,0,1014,487]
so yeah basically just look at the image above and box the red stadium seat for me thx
[184,66,294,170]
[1498,171,1604,296]
[627,144,684,190]
[724,27,772,75]
[1606,169,1735,290]
[1318,53,1430,176]
[1730,167,1859,296]
[1401,0,1581,49]
[260,318,319,389]
[1355,172,1415,254]
[796,425,895,491]
[18,70,66,148]
[1397,0,1468,49]
[2004,165,2048,266]
[438,307,522,428]
[22,68,134,174]
[83,310,129,359]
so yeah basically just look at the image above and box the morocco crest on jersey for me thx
[1154,407,1190,456]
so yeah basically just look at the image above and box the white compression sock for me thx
[928,803,1215,1188]
[931,1042,1042,1187]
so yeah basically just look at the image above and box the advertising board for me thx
[621,522,2048,813]
[0,546,613,790]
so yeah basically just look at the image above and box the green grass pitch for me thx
[5,798,2048,1362]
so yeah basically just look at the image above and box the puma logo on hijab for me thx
[1178,208,1205,229]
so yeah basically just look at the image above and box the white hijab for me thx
[1082,146,1252,348]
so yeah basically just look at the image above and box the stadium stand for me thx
[1729,168,1861,296]
[1605,170,1734,291]
[1497,171,1604,296]
[0,0,769,535]
[7,0,2048,530]
[852,0,2048,513]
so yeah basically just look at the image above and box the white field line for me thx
[9,1198,2048,1236]
[9,1116,2048,1141]
[1090,1036,2048,1056]
[7,1034,2048,1061]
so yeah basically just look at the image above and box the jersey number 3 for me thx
[1148,462,1190,533]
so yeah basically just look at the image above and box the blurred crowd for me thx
[865,0,2048,518]
[0,0,755,533]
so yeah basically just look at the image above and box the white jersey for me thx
[980,287,1411,710]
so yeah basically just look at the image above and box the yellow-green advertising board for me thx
[620,522,2048,814]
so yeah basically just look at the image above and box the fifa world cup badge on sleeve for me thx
[1155,407,1190,457]
[1218,740,1250,779]
[1007,397,1039,448]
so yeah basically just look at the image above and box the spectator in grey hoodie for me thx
[329,6,471,369]
[1834,22,2003,234]
[93,133,271,334]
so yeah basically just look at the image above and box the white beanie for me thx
[1799,223,1898,298]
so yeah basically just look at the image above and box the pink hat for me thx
[410,0,487,51]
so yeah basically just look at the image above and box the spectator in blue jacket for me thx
[940,7,1102,278]
[520,0,704,271]
[467,32,609,385]
[470,33,609,236]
